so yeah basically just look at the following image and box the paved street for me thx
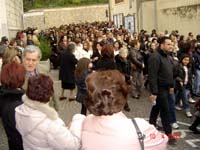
[0,69,200,150]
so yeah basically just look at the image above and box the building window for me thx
[113,13,124,28]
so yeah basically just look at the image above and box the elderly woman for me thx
[81,70,168,150]
[115,48,132,112]
[0,62,25,150]
[59,42,78,101]
[15,74,85,150]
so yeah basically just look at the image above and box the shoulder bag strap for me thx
[132,118,145,150]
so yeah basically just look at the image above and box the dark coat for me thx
[141,49,151,75]
[115,54,131,83]
[91,50,101,70]
[59,50,78,84]
[148,48,174,95]
[96,57,116,70]
[193,50,200,71]
[26,39,34,45]
[0,44,7,57]
[0,86,24,150]
[174,63,192,90]
[128,47,144,72]
[75,71,90,103]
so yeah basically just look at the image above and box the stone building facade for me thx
[109,0,137,34]
[0,0,23,39]
[156,0,200,36]
[23,4,109,30]
[109,0,200,36]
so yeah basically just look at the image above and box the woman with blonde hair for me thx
[2,47,21,67]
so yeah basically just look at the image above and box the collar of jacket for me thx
[195,49,200,55]
[158,48,168,57]
[22,94,59,120]
[0,86,24,96]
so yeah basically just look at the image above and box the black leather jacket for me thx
[148,49,174,95]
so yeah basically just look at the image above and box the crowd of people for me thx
[0,21,200,149]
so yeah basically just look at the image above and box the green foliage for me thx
[72,0,81,4]
[39,36,52,61]
[23,0,108,11]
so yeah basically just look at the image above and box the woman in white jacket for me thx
[15,74,85,150]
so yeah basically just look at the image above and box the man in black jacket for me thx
[148,36,176,145]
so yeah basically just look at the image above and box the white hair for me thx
[23,45,42,60]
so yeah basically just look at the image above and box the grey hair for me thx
[119,48,128,55]
[23,45,42,60]
[68,42,76,53]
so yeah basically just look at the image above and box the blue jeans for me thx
[193,69,200,95]
[168,93,177,124]
[175,86,190,112]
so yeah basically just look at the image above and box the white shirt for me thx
[183,66,188,85]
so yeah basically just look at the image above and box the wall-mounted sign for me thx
[124,15,135,34]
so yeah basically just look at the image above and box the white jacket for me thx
[15,95,85,150]
[74,46,91,60]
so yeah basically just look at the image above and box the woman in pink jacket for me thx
[82,70,168,150]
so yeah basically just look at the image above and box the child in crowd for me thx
[174,54,193,117]
[75,57,93,115]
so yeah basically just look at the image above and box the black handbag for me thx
[132,119,145,150]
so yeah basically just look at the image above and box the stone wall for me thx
[109,0,200,36]
[0,0,23,38]
[23,4,109,30]
[139,0,156,32]
[23,12,45,30]
[157,0,200,36]
[6,0,24,37]
[140,0,200,36]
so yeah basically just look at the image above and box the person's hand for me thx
[149,94,157,103]
[169,88,174,94]
[93,57,98,61]
[130,76,133,80]
[88,62,93,69]
[142,63,145,68]
[192,74,195,78]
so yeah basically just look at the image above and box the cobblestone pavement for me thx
[0,69,200,150]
